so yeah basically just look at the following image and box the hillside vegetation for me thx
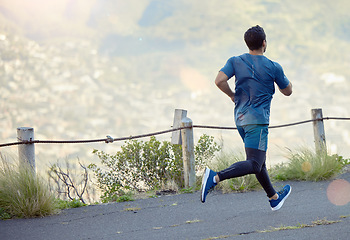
[0,0,349,163]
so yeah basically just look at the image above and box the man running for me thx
[201,25,293,211]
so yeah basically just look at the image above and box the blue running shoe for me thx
[200,167,217,203]
[269,184,292,211]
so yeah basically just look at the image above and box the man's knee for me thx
[249,160,262,174]
[245,147,266,174]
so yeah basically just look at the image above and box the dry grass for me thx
[272,147,344,181]
[208,151,261,193]
[0,153,56,218]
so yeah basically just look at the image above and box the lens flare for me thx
[326,179,350,206]
[301,161,312,172]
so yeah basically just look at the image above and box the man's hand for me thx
[215,71,235,102]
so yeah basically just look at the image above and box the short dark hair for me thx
[244,25,266,51]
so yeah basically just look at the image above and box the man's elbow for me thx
[283,89,292,96]
[280,83,292,96]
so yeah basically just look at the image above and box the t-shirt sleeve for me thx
[220,57,235,79]
[273,62,290,89]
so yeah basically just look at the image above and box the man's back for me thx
[220,53,289,126]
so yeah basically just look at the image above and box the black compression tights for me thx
[217,147,276,198]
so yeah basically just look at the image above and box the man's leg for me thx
[245,148,276,198]
[217,125,270,183]
[216,147,275,199]
[202,125,291,209]
[256,163,276,198]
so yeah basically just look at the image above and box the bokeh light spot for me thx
[327,179,350,206]
[301,161,312,172]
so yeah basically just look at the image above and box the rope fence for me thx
[2,108,350,187]
[1,116,349,148]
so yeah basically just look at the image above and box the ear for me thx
[262,40,267,52]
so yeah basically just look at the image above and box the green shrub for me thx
[0,154,55,218]
[54,198,86,209]
[273,148,344,181]
[195,134,221,169]
[208,151,261,193]
[116,192,134,203]
[89,136,183,202]
[0,207,11,220]
[335,154,350,166]
[89,134,221,202]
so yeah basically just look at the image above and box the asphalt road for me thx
[1,172,350,240]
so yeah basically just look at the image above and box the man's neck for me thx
[249,49,264,56]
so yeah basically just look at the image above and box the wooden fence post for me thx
[181,117,196,189]
[171,109,187,145]
[311,108,327,153]
[17,127,35,173]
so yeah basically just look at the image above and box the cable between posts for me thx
[0,117,349,148]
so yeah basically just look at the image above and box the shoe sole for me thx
[271,186,292,211]
[200,168,211,203]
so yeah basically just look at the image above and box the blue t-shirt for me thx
[220,53,290,126]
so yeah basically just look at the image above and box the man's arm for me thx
[215,71,235,102]
[278,82,293,96]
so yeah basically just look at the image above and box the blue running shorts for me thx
[237,125,268,151]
